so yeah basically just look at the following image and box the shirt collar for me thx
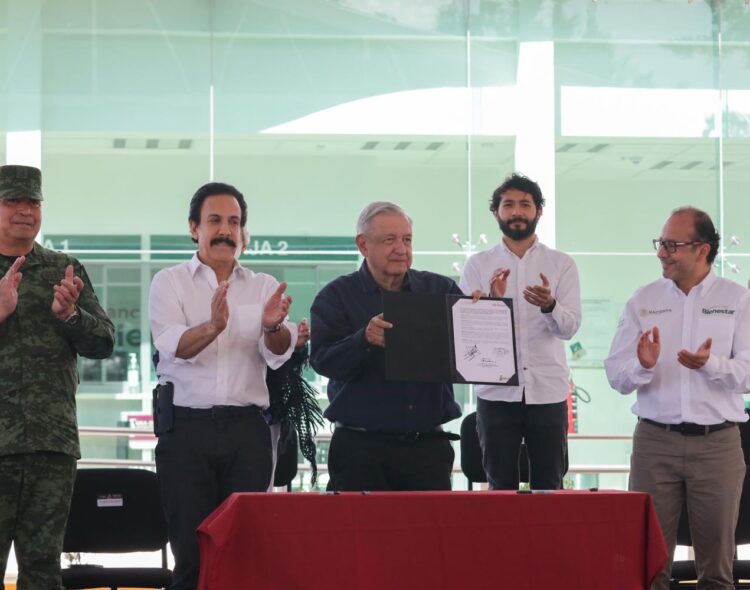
[667,268,716,296]
[694,269,716,293]
[0,242,38,262]
[188,252,245,281]
[500,235,539,257]
[358,260,413,293]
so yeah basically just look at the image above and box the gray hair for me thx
[356,201,412,235]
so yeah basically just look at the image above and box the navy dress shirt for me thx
[310,262,462,432]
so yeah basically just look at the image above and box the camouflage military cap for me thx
[0,165,43,201]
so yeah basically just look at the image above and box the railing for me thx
[78,427,633,474]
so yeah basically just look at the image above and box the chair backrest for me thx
[519,443,530,484]
[675,499,692,546]
[740,412,750,466]
[460,412,486,487]
[735,413,750,545]
[274,427,299,489]
[63,468,168,553]
[460,411,531,488]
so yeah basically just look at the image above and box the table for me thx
[197,490,667,590]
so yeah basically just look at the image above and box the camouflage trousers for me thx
[0,452,76,590]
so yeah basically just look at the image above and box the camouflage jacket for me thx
[0,243,115,458]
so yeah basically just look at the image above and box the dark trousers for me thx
[477,397,568,490]
[155,407,273,590]
[0,452,76,590]
[327,427,455,491]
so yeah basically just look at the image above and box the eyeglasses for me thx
[652,239,704,253]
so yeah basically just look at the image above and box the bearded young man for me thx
[459,173,581,490]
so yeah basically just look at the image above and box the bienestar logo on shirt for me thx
[702,306,735,316]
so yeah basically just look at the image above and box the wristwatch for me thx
[63,308,81,325]
[263,323,282,334]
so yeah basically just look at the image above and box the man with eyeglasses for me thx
[605,207,750,590]
[0,165,115,590]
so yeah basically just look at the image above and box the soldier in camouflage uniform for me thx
[0,165,115,590]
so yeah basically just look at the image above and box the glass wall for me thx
[2,0,749,489]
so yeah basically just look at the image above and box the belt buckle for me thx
[679,423,709,436]
[673,423,689,435]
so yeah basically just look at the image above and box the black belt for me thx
[335,422,460,441]
[640,417,736,436]
[174,405,261,420]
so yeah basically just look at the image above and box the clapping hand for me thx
[490,268,510,298]
[0,256,24,323]
[296,318,310,348]
[523,273,555,312]
[52,264,84,321]
[678,338,712,370]
[210,281,229,334]
[637,327,660,369]
[263,282,291,330]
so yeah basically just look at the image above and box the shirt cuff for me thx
[356,326,376,353]
[700,353,719,376]
[154,325,194,364]
[261,321,297,370]
[540,302,563,326]
[58,307,88,335]
[630,357,655,383]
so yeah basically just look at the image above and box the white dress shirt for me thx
[459,238,582,403]
[605,271,750,424]
[149,254,297,409]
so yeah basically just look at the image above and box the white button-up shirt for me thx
[459,238,582,403]
[149,254,297,409]
[605,271,750,424]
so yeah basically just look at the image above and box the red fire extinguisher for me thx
[567,381,577,434]
[567,376,591,434]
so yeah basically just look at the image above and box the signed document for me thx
[383,292,518,385]
[452,298,516,384]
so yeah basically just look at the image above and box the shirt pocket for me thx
[697,315,736,358]
[233,304,262,344]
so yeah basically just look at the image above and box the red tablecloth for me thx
[197,490,667,590]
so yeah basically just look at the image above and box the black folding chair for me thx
[62,468,172,590]
[459,411,530,489]
[273,426,299,492]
